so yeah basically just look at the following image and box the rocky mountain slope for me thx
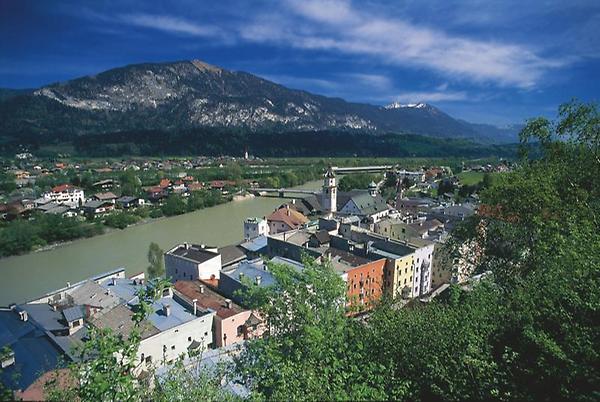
[0,60,519,143]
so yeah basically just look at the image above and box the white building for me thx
[243,217,269,240]
[12,269,215,378]
[165,243,222,282]
[397,170,426,183]
[42,184,85,207]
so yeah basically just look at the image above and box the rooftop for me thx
[168,244,220,264]
[174,281,245,319]
[222,259,276,288]
[266,206,309,229]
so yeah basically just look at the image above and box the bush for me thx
[104,212,140,229]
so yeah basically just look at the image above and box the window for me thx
[188,336,192,342]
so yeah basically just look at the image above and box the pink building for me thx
[174,281,263,347]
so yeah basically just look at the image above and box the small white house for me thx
[243,217,269,240]
[165,243,222,282]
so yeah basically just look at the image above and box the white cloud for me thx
[119,13,224,38]
[238,0,567,88]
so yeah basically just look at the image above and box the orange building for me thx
[325,248,386,315]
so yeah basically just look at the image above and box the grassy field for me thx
[457,171,486,185]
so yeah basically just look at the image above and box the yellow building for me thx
[383,253,415,299]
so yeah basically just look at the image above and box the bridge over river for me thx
[252,165,396,197]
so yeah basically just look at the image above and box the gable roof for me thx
[218,244,247,267]
[51,184,79,193]
[93,192,118,200]
[340,191,389,216]
[266,207,309,229]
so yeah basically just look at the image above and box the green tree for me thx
[120,169,142,196]
[147,242,165,279]
[161,195,186,216]
[235,257,387,401]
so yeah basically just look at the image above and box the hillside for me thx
[0,60,519,150]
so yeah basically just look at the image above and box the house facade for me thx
[42,184,84,207]
[165,243,222,282]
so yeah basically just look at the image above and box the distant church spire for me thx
[322,166,337,214]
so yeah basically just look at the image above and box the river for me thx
[0,180,322,305]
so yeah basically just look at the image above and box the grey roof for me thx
[69,281,122,311]
[218,245,247,267]
[339,191,389,216]
[45,205,69,215]
[222,259,276,288]
[311,230,330,245]
[83,200,110,209]
[239,235,268,253]
[116,196,137,203]
[169,245,220,264]
[98,277,142,303]
[89,304,159,340]
[145,297,199,331]
[62,306,84,322]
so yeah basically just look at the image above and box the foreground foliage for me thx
[234,101,600,401]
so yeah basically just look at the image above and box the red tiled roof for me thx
[267,206,309,229]
[51,184,78,193]
[159,178,171,188]
[174,280,245,319]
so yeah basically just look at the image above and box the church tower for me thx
[322,167,337,214]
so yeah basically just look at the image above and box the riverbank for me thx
[0,180,322,305]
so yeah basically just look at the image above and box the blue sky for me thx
[0,0,599,125]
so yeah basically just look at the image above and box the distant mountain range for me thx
[0,60,521,150]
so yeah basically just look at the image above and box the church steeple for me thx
[322,166,337,214]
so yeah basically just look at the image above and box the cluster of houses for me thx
[0,184,149,221]
[0,165,486,399]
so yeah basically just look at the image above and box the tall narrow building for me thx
[322,167,337,214]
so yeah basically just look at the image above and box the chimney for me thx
[255,275,262,286]
[184,242,190,250]
[192,298,198,316]
[111,277,117,286]
[239,272,245,281]
[66,282,71,288]
[163,304,171,317]
[199,285,205,294]
[225,299,232,309]
[18,310,28,322]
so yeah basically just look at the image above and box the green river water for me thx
[0,180,322,305]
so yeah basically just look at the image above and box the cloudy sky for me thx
[1,0,599,124]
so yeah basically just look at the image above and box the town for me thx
[0,159,510,399]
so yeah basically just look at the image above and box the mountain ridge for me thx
[0,59,520,144]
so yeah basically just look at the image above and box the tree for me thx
[120,169,141,196]
[161,195,186,216]
[147,242,165,279]
[235,257,387,400]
